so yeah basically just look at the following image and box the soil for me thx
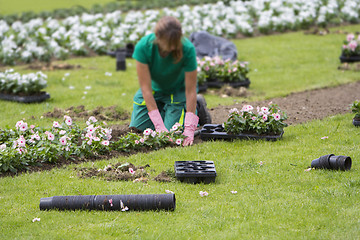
[209,80,360,126]
[42,105,129,122]
[27,62,82,71]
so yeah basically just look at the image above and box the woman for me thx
[129,16,199,146]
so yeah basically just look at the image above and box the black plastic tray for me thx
[174,161,216,184]
[200,124,283,141]
[206,78,250,89]
[339,54,360,63]
[353,118,360,127]
[0,92,50,103]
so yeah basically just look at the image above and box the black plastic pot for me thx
[40,194,175,211]
[353,118,360,127]
[206,78,250,89]
[175,161,216,184]
[311,154,352,171]
[116,50,126,71]
[200,124,283,141]
[0,92,50,103]
[198,83,208,93]
[339,54,360,63]
[125,43,134,58]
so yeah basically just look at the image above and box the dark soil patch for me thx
[42,105,129,122]
[210,81,360,126]
[27,62,82,71]
[338,63,360,72]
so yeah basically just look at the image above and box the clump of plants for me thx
[0,69,47,95]
[350,100,360,120]
[224,102,288,135]
[342,33,360,57]
[0,116,186,173]
[197,56,250,83]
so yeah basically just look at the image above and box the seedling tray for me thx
[200,124,283,141]
[174,161,216,184]
[0,92,50,103]
[339,54,360,63]
[206,78,250,89]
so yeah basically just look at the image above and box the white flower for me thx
[199,191,209,197]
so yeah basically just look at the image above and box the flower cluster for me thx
[224,102,288,135]
[197,56,250,84]
[350,100,360,119]
[342,33,360,57]
[0,117,188,173]
[0,69,47,95]
[1,0,360,65]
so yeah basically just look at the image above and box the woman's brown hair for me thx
[154,16,183,63]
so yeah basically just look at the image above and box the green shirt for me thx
[132,33,197,93]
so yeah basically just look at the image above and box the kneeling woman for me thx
[130,16,199,146]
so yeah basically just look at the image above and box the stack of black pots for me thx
[311,154,352,171]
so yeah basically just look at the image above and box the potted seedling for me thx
[0,69,50,103]
[200,102,287,141]
[350,100,360,127]
[340,33,360,63]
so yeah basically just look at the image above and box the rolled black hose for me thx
[311,154,352,171]
[40,194,175,211]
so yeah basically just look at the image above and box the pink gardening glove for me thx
[148,109,168,132]
[182,112,199,146]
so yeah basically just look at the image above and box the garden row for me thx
[2,0,360,65]
[0,102,289,174]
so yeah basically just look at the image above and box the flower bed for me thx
[197,56,250,92]
[0,69,49,103]
[0,117,185,173]
[200,102,287,141]
[340,33,360,63]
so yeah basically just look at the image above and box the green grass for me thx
[0,0,117,15]
[0,114,359,239]
[1,23,360,239]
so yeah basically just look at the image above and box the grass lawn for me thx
[0,0,117,15]
[0,114,359,239]
[0,23,360,239]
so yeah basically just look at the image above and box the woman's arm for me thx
[185,70,197,113]
[136,61,157,112]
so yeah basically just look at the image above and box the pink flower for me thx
[17,136,26,147]
[261,107,269,114]
[151,131,157,137]
[210,62,215,67]
[65,117,72,126]
[60,136,67,146]
[262,115,268,121]
[16,120,24,129]
[88,116,97,123]
[229,108,239,114]
[199,191,208,197]
[19,122,28,131]
[232,67,238,72]
[347,33,355,42]
[101,140,109,146]
[168,138,173,142]
[109,199,113,207]
[240,63,245,68]
[204,66,210,71]
[45,131,50,135]
[140,138,145,143]
[47,133,54,141]
[59,130,66,135]
[228,69,232,73]
[272,113,281,121]
[343,45,348,49]
[197,66,201,72]
[143,128,152,136]
[53,121,60,128]
[87,139,92,145]
[175,139,182,145]
[259,161,264,166]
[30,125,35,129]
[93,137,100,141]
[349,41,357,51]
[321,136,328,140]
[251,116,257,121]
[129,168,135,175]
[135,140,139,144]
